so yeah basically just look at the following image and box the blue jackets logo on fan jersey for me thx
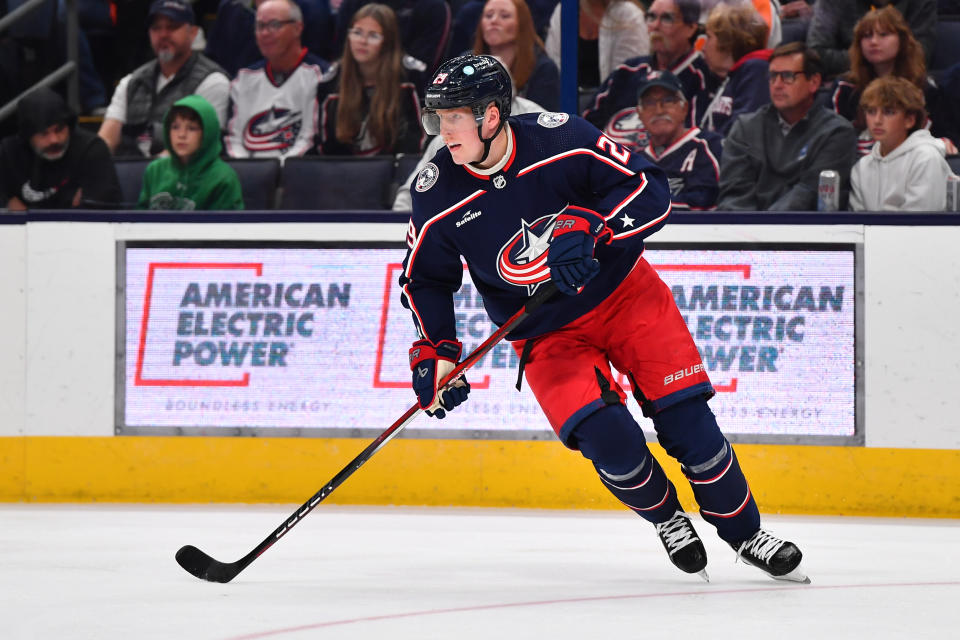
[243,107,302,153]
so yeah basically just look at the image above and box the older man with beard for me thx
[98,0,230,157]
[634,71,723,210]
[583,0,716,150]
[1,88,120,211]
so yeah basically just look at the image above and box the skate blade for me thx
[697,569,710,583]
[771,565,811,584]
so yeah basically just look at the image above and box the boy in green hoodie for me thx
[138,95,244,210]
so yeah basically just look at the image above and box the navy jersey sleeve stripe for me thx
[517,148,636,178]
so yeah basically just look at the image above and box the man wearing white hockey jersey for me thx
[224,0,329,160]
[400,55,809,583]
[635,71,723,210]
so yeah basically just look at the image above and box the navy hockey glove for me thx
[547,212,611,295]
[409,339,471,419]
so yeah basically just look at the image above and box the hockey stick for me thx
[175,282,557,583]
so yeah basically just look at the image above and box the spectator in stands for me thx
[543,0,649,89]
[392,62,544,210]
[779,0,814,45]
[635,71,723,210]
[335,0,452,75]
[315,3,425,155]
[700,0,783,49]
[224,0,329,160]
[718,42,857,210]
[850,76,955,211]
[699,2,771,135]
[205,0,335,76]
[98,0,230,157]
[448,0,558,58]
[138,95,244,210]
[0,87,120,210]
[582,0,712,150]
[826,6,959,156]
[806,0,936,78]
[472,0,561,111]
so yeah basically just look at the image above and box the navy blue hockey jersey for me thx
[582,51,715,151]
[639,127,723,211]
[401,112,672,343]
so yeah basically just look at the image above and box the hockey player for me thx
[400,54,808,583]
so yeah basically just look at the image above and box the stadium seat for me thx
[113,157,150,208]
[947,155,960,175]
[226,158,281,209]
[395,153,421,185]
[388,153,422,204]
[931,19,960,73]
[278,156,395,210]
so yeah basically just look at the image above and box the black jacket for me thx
[0,88,120,209]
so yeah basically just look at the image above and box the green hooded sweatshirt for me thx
[138,95,244,210]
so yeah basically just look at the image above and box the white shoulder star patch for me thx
[619,213,635,228]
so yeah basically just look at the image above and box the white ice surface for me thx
[1,505,957,639]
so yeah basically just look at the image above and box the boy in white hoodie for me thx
[850,76,955,212]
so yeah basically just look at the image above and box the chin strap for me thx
[472,119,506,166]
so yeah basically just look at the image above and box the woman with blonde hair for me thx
[473,0,560,110]
[827,5,958,156]
[699,3,772,135]
[544,0,650,88]
[316,3,426,155]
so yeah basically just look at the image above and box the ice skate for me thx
[654,511,709,581]
[731,529,810,584]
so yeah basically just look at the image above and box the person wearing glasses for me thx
[97,0,230,157]
[315,3,426,156]
[635,71,723,210]
[205,1,336,77]
[583,0,714,152]
[223,0,330,160]
[544,0,650,90]
[718,42,856,210]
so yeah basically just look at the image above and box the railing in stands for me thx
[0,0,79,123]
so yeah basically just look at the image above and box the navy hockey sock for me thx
[683,441,760,543]
[572,405,681,524]
[653,397,760,543]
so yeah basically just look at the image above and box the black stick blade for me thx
[175,545,240,583]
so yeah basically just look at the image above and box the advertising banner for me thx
[119,244,856,441]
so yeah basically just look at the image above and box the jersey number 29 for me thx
[596,135,630,164]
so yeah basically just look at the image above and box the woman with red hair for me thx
[473,0,560,110]
[827,5,958,156]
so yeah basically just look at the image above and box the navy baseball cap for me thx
[637,70,684,99]
[148,0,196,25]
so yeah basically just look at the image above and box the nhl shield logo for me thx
[415,163,439,192]
[493,175,507,189]
[537,112,569,128]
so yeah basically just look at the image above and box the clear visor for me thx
[421,109,484,136]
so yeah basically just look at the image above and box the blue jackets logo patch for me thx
[497,214,561,293]
[415,163,439,192]
[537,112,569,128]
